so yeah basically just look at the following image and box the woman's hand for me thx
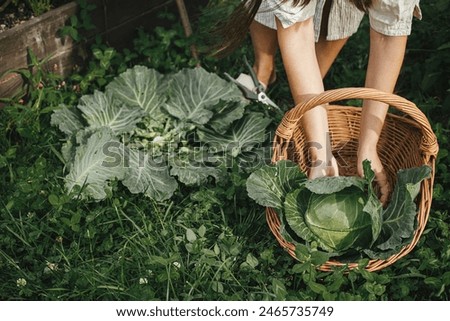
[357,150,390,206]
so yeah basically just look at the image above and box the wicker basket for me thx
[267,87,439,272]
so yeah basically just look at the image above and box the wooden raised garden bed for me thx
[0,0,181,99]
[0,2,78,98]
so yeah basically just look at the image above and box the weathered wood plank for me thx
[0,2,79,98]
[0,0,197,99]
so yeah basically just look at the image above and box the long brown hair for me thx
[208,0,373,57]
[348,0,373,11]
[207,0,264,57]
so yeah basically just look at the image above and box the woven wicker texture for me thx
[268,88,439,272]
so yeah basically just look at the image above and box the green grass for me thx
[1,1,450,301]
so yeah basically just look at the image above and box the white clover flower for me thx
[16,278,27,287]
[139,277,148,285]
[46,262,58,271]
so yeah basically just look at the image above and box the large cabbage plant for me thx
[51,66,271,201]
[246,160,431,259]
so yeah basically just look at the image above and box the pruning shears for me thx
[224,57,280,111]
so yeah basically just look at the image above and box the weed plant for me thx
[0,1,449,301]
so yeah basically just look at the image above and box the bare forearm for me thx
[277,18,327,159]
[359,28,407,151]
[276,18,324,103]
[277,18,337,177]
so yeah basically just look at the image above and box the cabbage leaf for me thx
[164,68,243,125]
[198,112,271,158]
[106,65,167,120]
[65,128,125,200]
[207,100,246,134]
[284,189,316,243]
[246,160,306,210]
[50,105,84,136]
[78,90,145,135]
[374,165,432,251]
[121,148,177,201]
[361,160,384,245]
[305,175,366,194]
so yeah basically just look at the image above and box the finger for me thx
[375,171,391,206]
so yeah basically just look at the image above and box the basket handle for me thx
[275,87,438,157]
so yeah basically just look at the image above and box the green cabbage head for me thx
[304,187,372,252]
[246,159,432,258]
